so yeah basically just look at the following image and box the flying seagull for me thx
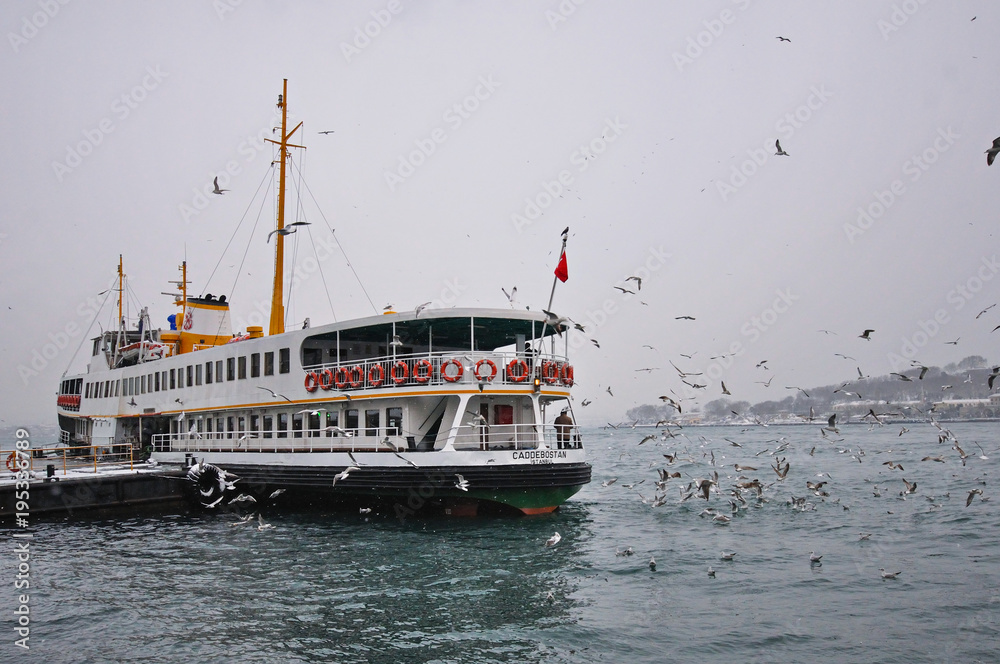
[625,275,642,290]
[545,532,561,547]
[776,36,791,42]
[775,139,789,156]
[318,130,335,134]
[257,386,292,401]
[414,301,432,317]
[987,137,1000,166]
[859,329,874,340]
[267,221,311,243]
[454,474,470,491]
[212,176,228,195]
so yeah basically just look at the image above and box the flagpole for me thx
[541,230,568,357]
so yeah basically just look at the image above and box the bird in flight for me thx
[212,176,229,195]
[776,36,791,42]
[267,221,311,243]
[501,286,517,307]
[414,301,433,317]
[675,315,696,320]
[976,304,996,318]
[614,286,635,295]
[318,130,335,135]
[987,137,1000,166]
[775,139,789,156]
[625,275,642,290]
[858,329,874,340]
[545,532,561,547]
[257,386,291,401]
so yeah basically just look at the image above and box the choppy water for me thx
[3,422,999,663]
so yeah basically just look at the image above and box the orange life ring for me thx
[391,360,409,385]
[541,361,560,384]
[413,359,433,384]
[6,451,19,473]
[368,364,385,388]
[334,366,350,390]
[349,365,364,389]
[319,368,336,391]
[441,358,464,383]
[475,358,498,382]
[561,364,575,387]
[507,359,529,383]
[304,372,320,393]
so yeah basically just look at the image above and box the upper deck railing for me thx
[151,423,582,454]
[302,350,575,393]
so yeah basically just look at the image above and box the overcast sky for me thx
[2,1,999,428]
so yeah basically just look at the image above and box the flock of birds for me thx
[541,409,993,581]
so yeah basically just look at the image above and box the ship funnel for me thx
[178,295,232,353]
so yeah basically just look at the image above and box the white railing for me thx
[301,350,575,393]
[152,423,582,454]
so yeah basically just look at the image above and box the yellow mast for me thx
[266,79,305,336]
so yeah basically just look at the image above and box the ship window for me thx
[279,348,290,374]
[292,412,303,438]
[307,411,321,436]
[262,415,273,439]
[162,371,167,391]
[325,411,338,437]
[387,407,402,436]
[206,418,213,433]
[186,365,193,386]
[196,365,203,386]
[238,356,247,379]
[345,409,359,435]
[140,376,146,394]
[170,369,176,390]
[216,360,224,382]
[365,409,379,436]
[155,373,160,392]
[227,357,235,381]
[217,418,224,435]
[251,353,260,378]
[237,416,245,435]
[115,380,120,397]
[250,414,259,434]
[205,362,212,384]
[227,416,234,438]
[264,351,274,376]
[277,412,288,438]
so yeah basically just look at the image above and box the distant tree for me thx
[958,355,987,370]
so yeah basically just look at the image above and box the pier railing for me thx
[301,350,574,394]
[152,424,582,454]
[7,443,136,476]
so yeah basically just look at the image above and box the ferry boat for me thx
[54,81,590,516]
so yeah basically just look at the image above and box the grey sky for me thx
[2,1,998,427]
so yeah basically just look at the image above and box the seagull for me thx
[976,304,996,318]
[649,556,656,571]
[721,381,731,395]
[614,286,635,295]
[879,568,901,579]
[322,425,354,437]
[721,551,737,561]
[454,474,469,491]
[987,137,1000,166]
[824,414,839,434]
[266,221,311,243]
[501,286,517,306]
[775,139,789,156]
[901,478,917,496]
[776,35,791,42]
[707,566,716,577]
[318,129,335,134]
[809,552,823,564]
[268,488,285,500]
[859,329,874,340]
[675,315,696,320]
[331,466,360,487]
[858,533,872,541]
[414,301,432,317]
[389,334,403,347]
[128,397,137,407]
[988,367,1000,390]
[211,176,228,195]
[602,477,618,487]
[967,488,984,506]
[545,532,561,547]
[581,399,592,407]
[606,386,614,397]
[257,386,292,401]
[257,514,275,531]
[625,276,642,290]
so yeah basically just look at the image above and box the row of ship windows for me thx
[179,407,404,438]
[85,348,291,399]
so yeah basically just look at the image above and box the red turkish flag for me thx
[554,250,568,282]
